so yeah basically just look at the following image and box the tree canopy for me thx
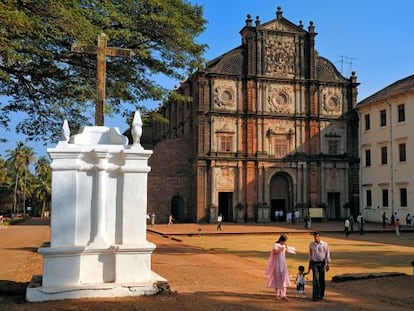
[0,0,207,142]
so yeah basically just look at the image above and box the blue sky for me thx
[1,0,413,159]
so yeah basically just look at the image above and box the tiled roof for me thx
[358,74,414,106]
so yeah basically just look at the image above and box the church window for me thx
[220,136,233,152]
[328,140,339,155]
[274,138,288,158]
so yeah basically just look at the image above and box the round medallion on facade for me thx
[268,90,291,113]
[215,86,235,108]
[324,95,341,113]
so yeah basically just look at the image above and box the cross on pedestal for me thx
[71,33,135,126]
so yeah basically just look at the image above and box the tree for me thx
[0,157,7,186]
[0,0,207,142]
[33,157,51,217]
[5,142,35,216]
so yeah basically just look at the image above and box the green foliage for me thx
[0,143,52,217]
[0,0,207,142]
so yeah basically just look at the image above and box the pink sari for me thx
[265,243,291,289]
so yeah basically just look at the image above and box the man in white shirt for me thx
[308,232,331,301]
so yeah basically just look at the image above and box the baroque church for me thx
[144,7,360,223]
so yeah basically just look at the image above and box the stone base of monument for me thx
[26,272,167,302]
[26,242,167,302]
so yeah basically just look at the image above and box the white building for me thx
[357,74,414,224]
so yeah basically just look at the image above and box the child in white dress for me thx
[295,265,308,298]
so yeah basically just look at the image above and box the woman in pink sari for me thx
[265,234,296,301]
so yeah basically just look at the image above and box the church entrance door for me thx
[218,192,233,222]
[270,173,292,222]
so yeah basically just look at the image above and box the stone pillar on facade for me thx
[210,165,217,223]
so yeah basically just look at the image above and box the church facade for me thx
[145,7,360,223]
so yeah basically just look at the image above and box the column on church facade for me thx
[210,164,217,206]
[236,161,243,208]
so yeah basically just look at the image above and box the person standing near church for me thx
[168,214,174,226]
[308,232,331,301]
[217,214,223,231]
[265,234,296,301]
[395,218,401,236]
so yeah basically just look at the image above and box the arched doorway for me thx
[270,173,292,222]
[171,195,184,222]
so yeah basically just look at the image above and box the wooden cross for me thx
[71,33,135,126]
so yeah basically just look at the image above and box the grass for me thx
[177,232,414,277]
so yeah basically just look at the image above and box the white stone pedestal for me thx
[26,118,166,302]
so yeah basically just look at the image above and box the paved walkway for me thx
[148,220,412,236]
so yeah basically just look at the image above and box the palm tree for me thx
[33,157,51,217]
[0,157,12,214]
[6,142,35,217]
[0,158,7,185]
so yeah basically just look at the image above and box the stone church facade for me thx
[145,7,360,223]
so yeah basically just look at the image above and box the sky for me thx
[1,0,414,160]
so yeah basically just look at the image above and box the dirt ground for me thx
[0,218,413,311]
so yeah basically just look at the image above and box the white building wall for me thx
[359,92,414,223]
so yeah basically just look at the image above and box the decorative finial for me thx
[61,119,70,142]
[276,6,283,19]
[308,21,315,33]
[299,20,303,28]
[246,14,252,26]
[131,110,143,148]
[255,16,260,26]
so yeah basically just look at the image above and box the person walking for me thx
[304,212,312,229]
[395,218,401,236]
[308,232,331,301]
[405,214,412,227]
[265,234,296,301]
[168,214,174,226]
[151,213,156,226]
[217,214,223,231]
[294,210,300,224]
[382,212,387,229]
[357,212,364,235]
[359,215,365,235]
[344,218,350,236]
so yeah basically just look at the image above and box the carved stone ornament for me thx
[268,87,292,113]
[322,91,342,114]
[216,167,234,189]
[214,86,235,108]
[264,37,295,76]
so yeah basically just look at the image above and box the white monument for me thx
[26,111,166,302]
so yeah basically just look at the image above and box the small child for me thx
[295,265,308,298]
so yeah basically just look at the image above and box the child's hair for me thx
[298,265,305,272]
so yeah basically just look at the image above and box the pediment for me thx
[259,18,306,34]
